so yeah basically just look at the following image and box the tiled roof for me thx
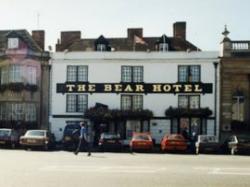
[57,35,200,52]
[0,30,42,52]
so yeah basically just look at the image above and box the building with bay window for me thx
[0,30,50,130]
[50,51,219,144]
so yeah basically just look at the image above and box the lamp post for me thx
[213,62,218,136]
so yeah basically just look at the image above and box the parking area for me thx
[1,149,250,187]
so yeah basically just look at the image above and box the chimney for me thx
[173,22,186,40]
[32,30,45,50]
[60,31,81,49]
[127,28,143,40]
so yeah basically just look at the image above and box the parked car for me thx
[62,124,80,150]
[98,132,122,152]
[195,135,220,154]
[221,134,250,155]
[19,130,55,151]
[160,134,188,152]
[129,132,153,152]
[0,128,21,149]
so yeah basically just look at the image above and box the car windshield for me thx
[199,135,216,142]
[168,135,184,140]
[102,133,120,139]
[26,131,45,137]
[134,134,150,141]
[237,136,250,143]
[64,125,80,135]
[0,129,11,137]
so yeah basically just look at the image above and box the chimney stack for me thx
[173,22,186,40]
[32,30,45,50]
[127,28,143,40]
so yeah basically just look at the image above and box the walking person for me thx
[74,121,91,156]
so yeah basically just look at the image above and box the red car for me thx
[129,132,153,152]
[161,134,188,152]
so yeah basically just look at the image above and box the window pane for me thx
[190,66,200,82]
[26,104,36,121]
[67,66,77,82]
[178,95,188,108]
[27,66,37,85]
[133,66,143,82]
[178,66,188,82]
[121,66,132,82]
[121,95,131,110]
[159,43,168,52]
[77,95,88,112]
[133,95,143,110]
[1,67,8,85]
[9,65,22,83]
[189,96,200,109]
[97,44,106,51]
[78,66,88,82]
[67,95,76,112]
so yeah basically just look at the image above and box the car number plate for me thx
[108,140,115,143]
[27,139,36,143]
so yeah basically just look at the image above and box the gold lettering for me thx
[114,84,122,92]
[66,84,75,92]
[88,84,96,92]
[194,84,202,92]
[124,84,133,92]
[104,84,112,92]
[172,85,182,92]
[163,85,171,92]
[77,84,86,92]
[152,84,162,92]
[135,84,145,92]
[184,85,192,92]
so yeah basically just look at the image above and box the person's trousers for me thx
[75,138,91,155]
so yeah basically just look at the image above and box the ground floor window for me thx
[125,120,149,139]
[171,117,206,139]
[0,102,36,122]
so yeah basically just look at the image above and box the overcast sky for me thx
[1,0,249,51]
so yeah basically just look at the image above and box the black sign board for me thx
[56,82,213,94]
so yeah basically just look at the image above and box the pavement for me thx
[0,149,250,187]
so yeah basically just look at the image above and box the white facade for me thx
[50,51,219,144]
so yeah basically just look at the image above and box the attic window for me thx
[96,44,106,51]
[159,43,168,52]
[8,38,19,49]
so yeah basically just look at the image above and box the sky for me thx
[1,0,250,51]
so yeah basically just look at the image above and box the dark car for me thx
[62,124,80,150]
[98,133,122,152]
[195,135,220,154]
[0,128,21,149]
[222,134,250,155]
[19,130,55,151]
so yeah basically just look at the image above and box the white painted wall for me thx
[50,51,220,141]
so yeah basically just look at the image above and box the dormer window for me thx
[97,44,107,51]
[8,38,19,49]
[159,43,169,52]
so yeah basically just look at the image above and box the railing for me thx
[231,41,250,52]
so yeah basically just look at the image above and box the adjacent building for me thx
[0,30,50,130]
[220,26,250,136]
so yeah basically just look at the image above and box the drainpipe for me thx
[213,62,218,136]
